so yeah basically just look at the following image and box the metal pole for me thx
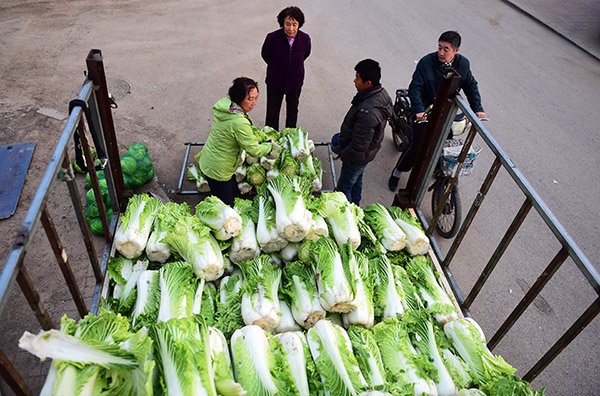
[463,199,533,309]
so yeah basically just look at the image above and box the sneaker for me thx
[388,175,399,191]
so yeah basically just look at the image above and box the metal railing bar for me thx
[427,119,478,234]
[86,90,119,215]
[0,81,94,314]
[40,206,88,318]
[488,247,569,350]
[90,213,120,314]
[16,262,54,330]
[414,102,460,207]
[463,198,533,309]
[0,347,31,396]
[455,96,599,293]
[62,149,104,285]
[77,118,111,243]
[523,296,600,382]
[443,157,502,269]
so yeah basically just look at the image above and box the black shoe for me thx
[388,175,399,191]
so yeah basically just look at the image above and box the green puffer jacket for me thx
[200,97,272,181]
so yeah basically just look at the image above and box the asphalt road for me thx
[1,0,598,394]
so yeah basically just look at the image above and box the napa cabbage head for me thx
[196,196,242,241]
[114,194,162,259]
[317,192,361,249]
[364,203,406,252]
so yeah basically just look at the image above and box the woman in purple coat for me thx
[261,6,311,131]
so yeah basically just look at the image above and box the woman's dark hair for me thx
[355,59,381,86]
[277,6,305,28]
[228,77,259,106]
[438,31,461,50]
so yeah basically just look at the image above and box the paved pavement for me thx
[504,0,600,60]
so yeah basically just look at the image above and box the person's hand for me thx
[416,112,427,121]
[476,112,486,119]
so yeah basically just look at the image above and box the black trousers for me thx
[205,175,239,206]
[265,86,302,131]
[391,121,426,176]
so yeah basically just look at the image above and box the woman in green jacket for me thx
[200,77,279,205]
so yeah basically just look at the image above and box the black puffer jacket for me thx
[338,85,392,165]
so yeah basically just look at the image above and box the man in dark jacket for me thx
[388,31,486,191]
[261,6,311,131]
[336,59,392,205]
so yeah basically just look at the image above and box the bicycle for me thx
[389,89,482,238]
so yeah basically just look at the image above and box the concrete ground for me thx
[1,0,599,394]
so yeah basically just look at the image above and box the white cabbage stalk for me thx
[406,256,458,325]
[267,175,313,242]
[192,278,207,315]
[284,127,311,161]
[163,215,225,281]
[146,202,192,263]
[239,255,282,331]
[347,326,387,389]
[223,255,235,275]
[274,298,302,333]
[260,156,277,170]
[245,154,258,165]
[409,310,457,396]
[19,330,138,369]
[444,318,516,387]
[235,163,248,183]
[282,261,326,329]
[229,199,260,263]
[318,192,361,249]
[308,238,357,313]
[131,270,160,329]
[238,182,253,195]
[219,272,243,305]
[275,332,311,396]
[440,348,474,390]
[188,164,211,192]
[364,203,406,251]
[373,317,438,396]
[256,194,289,253]
[195,196,242,241]
[114,194,162,259]
[299,155,323,192]
[150,317,217,396]
[208,327,246,396]
[387,206,430,256]
[230,325,278,395]
[157,262,195,323]
[266,167,280,182]
[342,252,374,329]
[280,242,299,262]
[307,319,368,395]
[371,255,405,320]
[305,213,329,240]
[119,259,148,311]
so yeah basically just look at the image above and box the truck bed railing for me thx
[393,69,599,382]
[0,50,122,395]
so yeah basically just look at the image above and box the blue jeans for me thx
[336,163,367,205]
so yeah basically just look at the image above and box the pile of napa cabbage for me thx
[19,180,544,396]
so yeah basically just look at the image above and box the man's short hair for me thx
[438,31,461,50]
[277,6,305,28]
[355,59,381,86]
[228,77,259,106]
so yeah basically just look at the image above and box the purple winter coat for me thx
[261,28,311,93]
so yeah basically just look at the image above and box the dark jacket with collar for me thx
[261,28,311,93]
[408,52,484,115]
[338,85,393,165]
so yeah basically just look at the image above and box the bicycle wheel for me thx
[391,117,412,152]
[431,177,462,238]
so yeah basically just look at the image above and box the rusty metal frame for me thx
[398,79,600,383]
[0,50,121,395]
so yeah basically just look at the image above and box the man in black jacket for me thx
[336,59,392,205]
[388,31,486,191]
